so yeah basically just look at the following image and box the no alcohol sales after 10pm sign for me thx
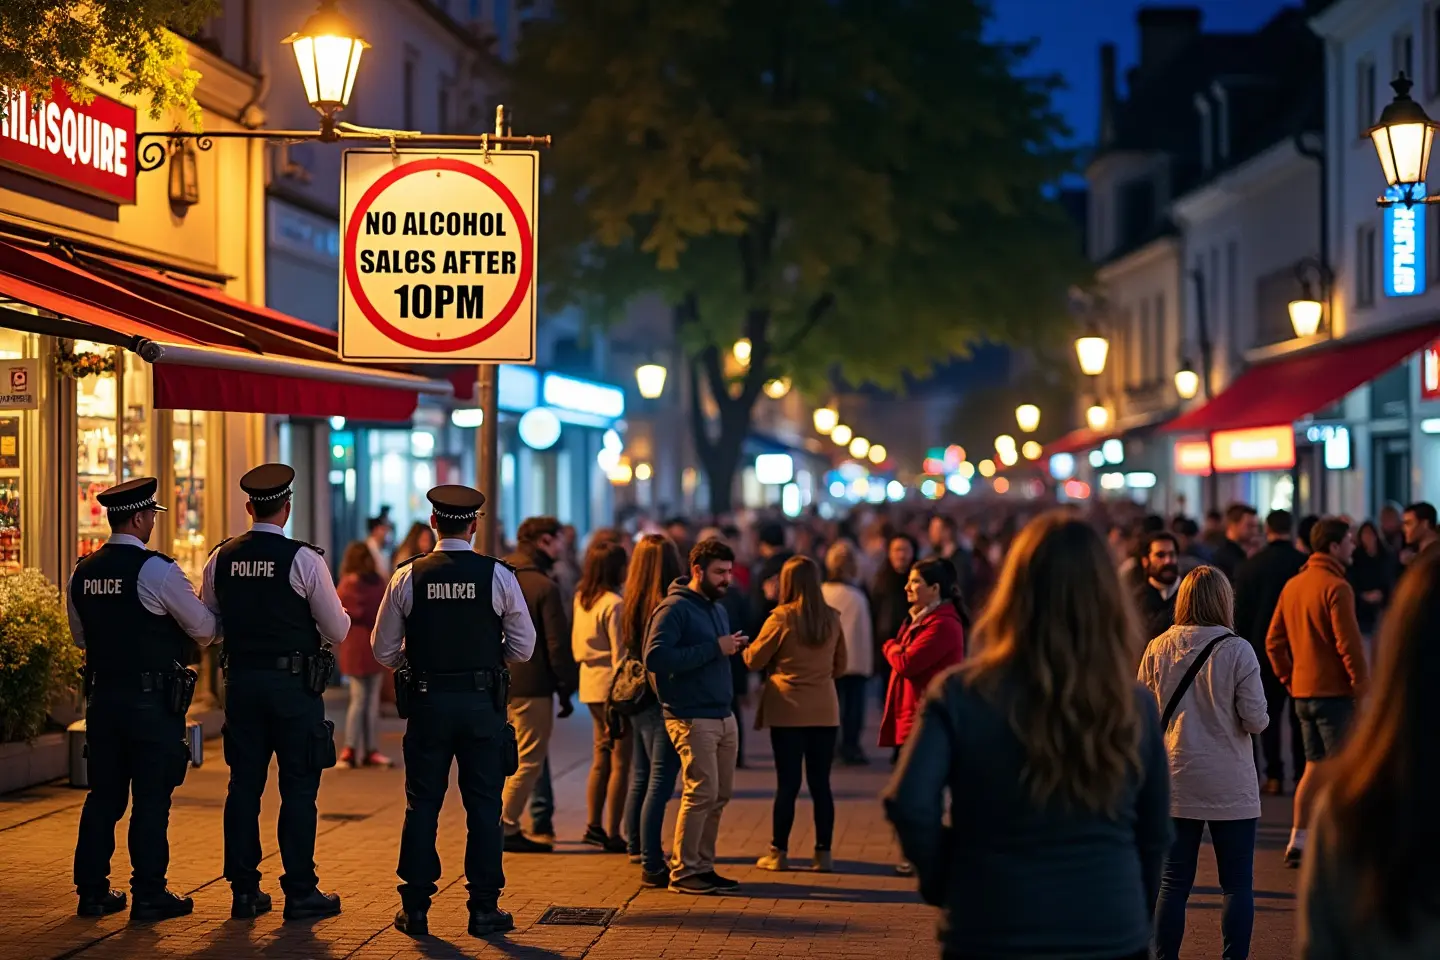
[339,149,539,364]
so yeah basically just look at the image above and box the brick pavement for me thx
[0,696,1299,959]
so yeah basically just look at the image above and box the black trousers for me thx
[769,726,838,851]
[222,669,327,898]
[397,690,507,911]
[74,692,187,897]
[1259,669,1306,784]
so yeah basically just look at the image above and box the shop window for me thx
[75,342,118,558]
[122,351,150,479]
[0,329,33,573]
[172,410,207,582]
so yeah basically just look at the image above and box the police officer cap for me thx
[240,463,295,504]
[426,484,486,521]
[97,476,168,515]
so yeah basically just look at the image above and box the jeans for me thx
[835,675,868,758]
[1153,817,1257,960]
[344,673,383,756]
[1293,696,1355,763]
[769,726,837,851]
[529,758,554,832]
[623,705,680,874]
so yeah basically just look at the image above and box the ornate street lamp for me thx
[813,405,839,435]
[1075,324,1110,377]
[1369,73,1440,207]
[1174,361,1200,401]
[282,0,369,136]
[635,363,667,399]
[1015,404,1040,433]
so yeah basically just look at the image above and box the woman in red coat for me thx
[336,541,391,768]
[879,557,968,750]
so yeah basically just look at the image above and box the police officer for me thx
[68,477,219,921]
[371,485,535,938]
[202,463,351,921]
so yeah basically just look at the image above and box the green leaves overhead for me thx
[514,0,1087,388]
[0,0,217,125]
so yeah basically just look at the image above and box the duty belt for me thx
[411,669,502,692]
[89,670,173,692]
[223,652,310,674]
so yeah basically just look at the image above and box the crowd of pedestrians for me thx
[324,492,1440,956]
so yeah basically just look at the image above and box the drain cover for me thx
[319,812,369,822]
[537,906,615,926]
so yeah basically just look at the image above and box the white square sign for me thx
[339,149,539,364]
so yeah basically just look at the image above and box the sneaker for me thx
[756,848,789,871]
[640,868,668,888]
[811,850,835,873]
[895,861,915,877]
[364,751,394,768]
[1285,846,1303,869]
[131,890,195,923]
[230,890,273,919]
[503,832,554,854]
[603,835,629,854]
[628,853,643,864]
[582,825,608,848]
[468,906,515,937]
[668,875,718,895]
[76,889,126,917]
[338,747,356,770]
[700,870,739,890]
[530,820,556,841]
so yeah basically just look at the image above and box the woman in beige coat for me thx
[744,555,847,872]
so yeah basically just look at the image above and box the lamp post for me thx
[1074,325,1110,377]
[282,0,369,139]
[1174,361,1200,400]
[1369,73,1440,208]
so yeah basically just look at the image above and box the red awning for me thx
[1044,427,1105,457]
[1165,320,1440,434]
[0,242,451,420]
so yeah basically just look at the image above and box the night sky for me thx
[987,0,1297,152]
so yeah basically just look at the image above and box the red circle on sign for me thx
[344,157,534,353]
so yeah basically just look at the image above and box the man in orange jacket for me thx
[1266,516,1368,869]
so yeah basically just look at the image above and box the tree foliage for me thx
[0,0,217,125]
[513,0,1089,509]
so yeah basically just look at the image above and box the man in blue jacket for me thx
[644,538,748,895]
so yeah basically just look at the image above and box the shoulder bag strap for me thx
[1160,633,1236,730]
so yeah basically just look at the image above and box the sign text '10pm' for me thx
[339,149,539,364]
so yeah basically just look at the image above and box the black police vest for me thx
[70,544,189,673]
[213,531,321,656]
[402,550,504,673]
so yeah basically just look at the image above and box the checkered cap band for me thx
[432,507,477,520]
[106,496,158,513]
[248,486,293,503]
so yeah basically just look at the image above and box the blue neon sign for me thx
[1384,185,1426,297]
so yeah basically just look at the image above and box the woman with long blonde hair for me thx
[744,555,846,872]
[885,512,1172,959]
[618,534,684,887]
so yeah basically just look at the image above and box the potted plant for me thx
[0,570,82,743]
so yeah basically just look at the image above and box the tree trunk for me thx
[686,344,766,517]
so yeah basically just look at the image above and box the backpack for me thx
[607,606,661,716]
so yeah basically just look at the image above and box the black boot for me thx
[131,890,194,922]
[283,889,342,921]
[76,889,126,917]
[468,905,515,936]
[231,891,273,919]
[394,907,429,936]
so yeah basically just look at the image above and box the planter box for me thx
[0,732,67,795]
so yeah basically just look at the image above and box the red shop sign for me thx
[1423,340,1440,400]
[0,80,137,205]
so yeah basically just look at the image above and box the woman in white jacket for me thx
[822,541,874,765]
[571,539,629,852]
[1139,565,1269,960]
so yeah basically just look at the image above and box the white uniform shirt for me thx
[370,539,536,668]
[66,534,219,648]
[200,522,351,645]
